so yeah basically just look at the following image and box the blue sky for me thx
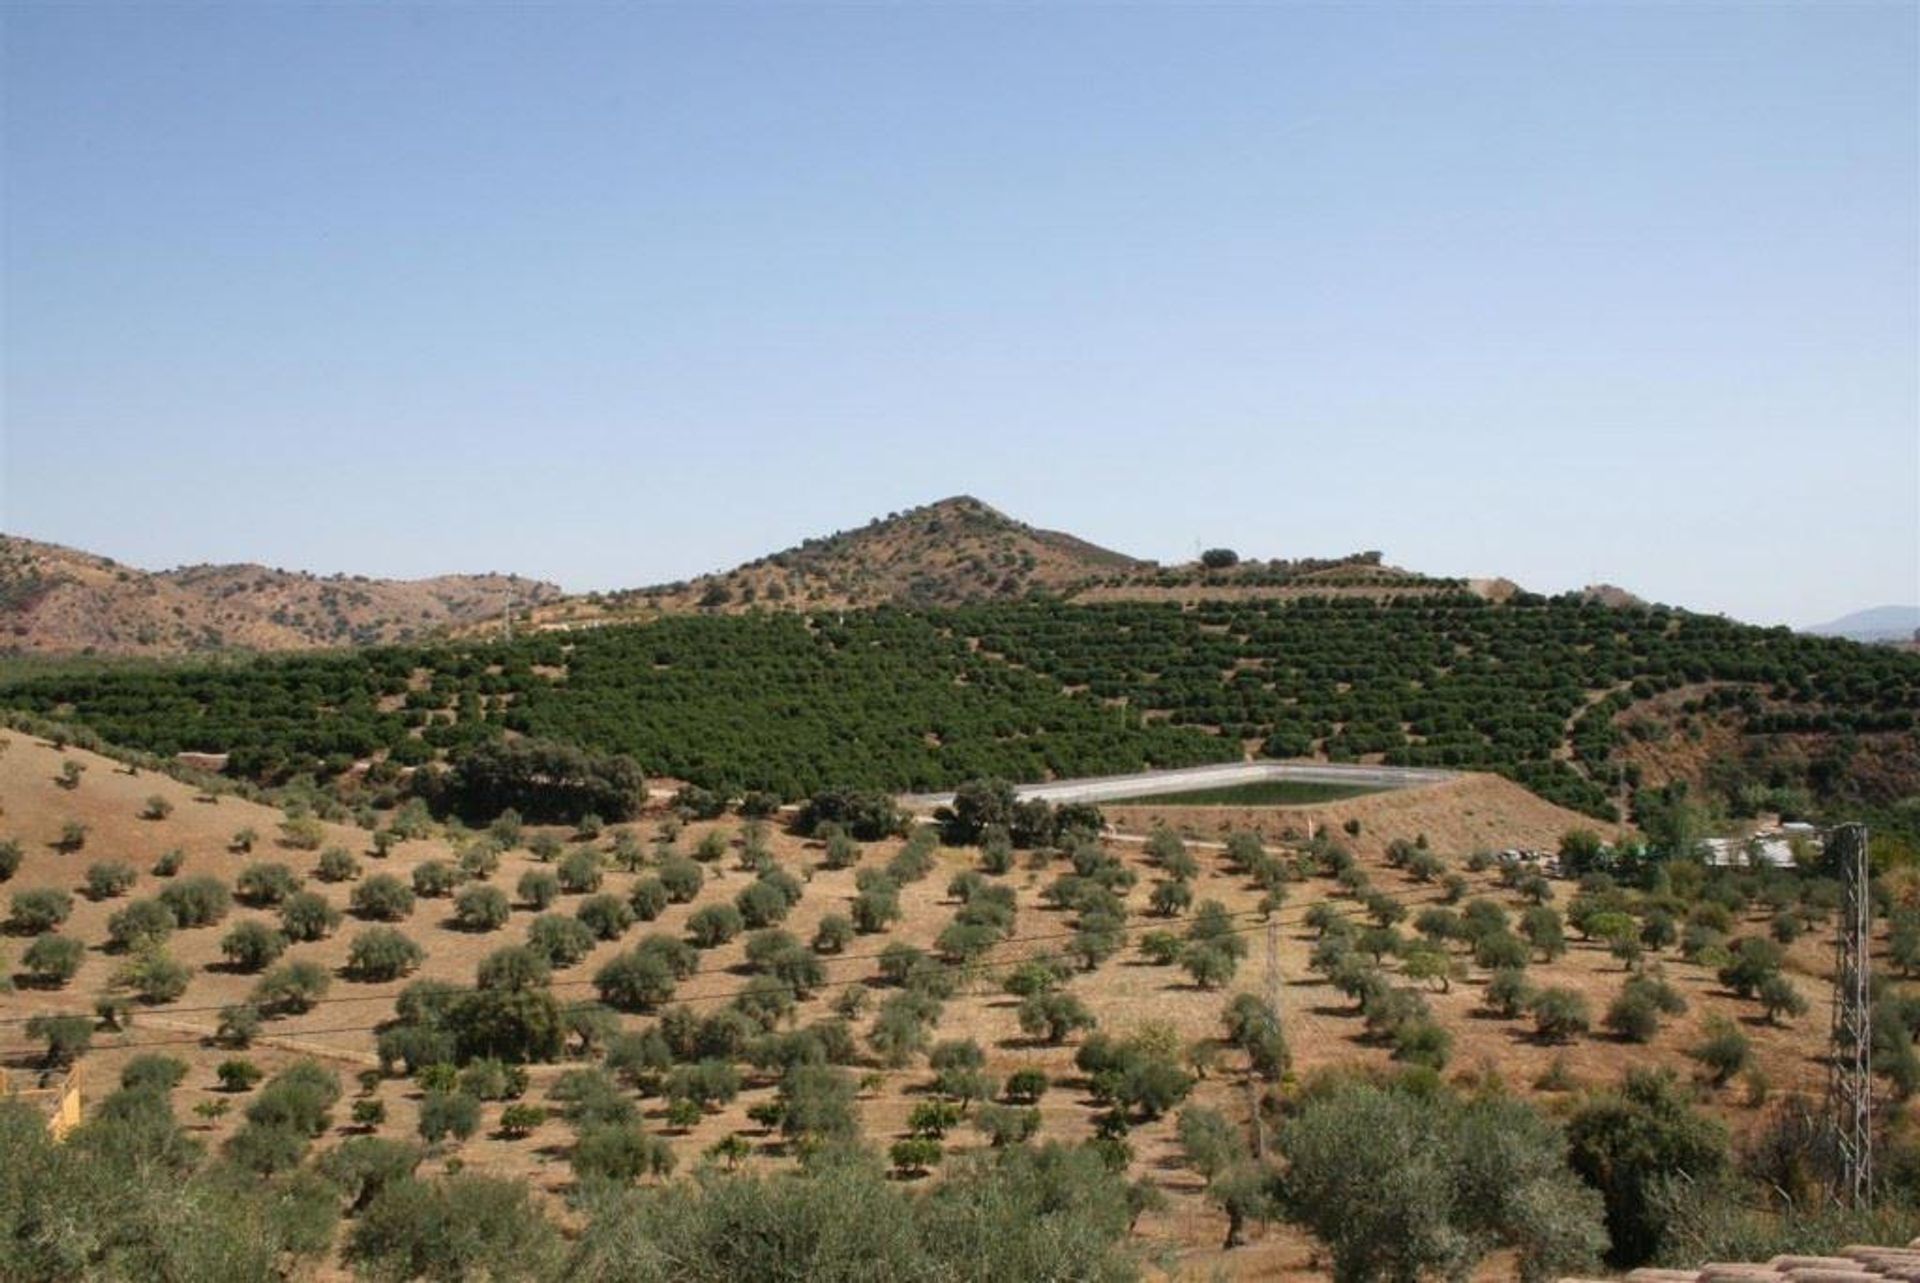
[3,3,1914,628]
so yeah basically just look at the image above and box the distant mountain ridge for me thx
[0,534,561,656]
[1806,605,1920,643]
[5,497,1514,655]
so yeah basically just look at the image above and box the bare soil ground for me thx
[0,734,1856,1279]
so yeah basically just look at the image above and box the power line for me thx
[1824,822,1873,1209]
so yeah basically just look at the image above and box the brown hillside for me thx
[547,495,1145,621]
[0,534,561,655]
[0,733,1855,1278]
[518,495,1464,632]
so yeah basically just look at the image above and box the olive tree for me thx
[1278,1079,1605,1281]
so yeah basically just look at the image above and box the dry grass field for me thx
[0,731,1858,1278]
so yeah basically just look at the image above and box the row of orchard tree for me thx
[0,595,1911,817]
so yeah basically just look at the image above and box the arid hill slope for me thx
[0,535,561,656]
[5,499,1485,653]
[0,732,1847,1280]
[591,495,1145,616]
[521,495,1456,631]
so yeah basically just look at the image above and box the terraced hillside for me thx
[3,595,1913,827]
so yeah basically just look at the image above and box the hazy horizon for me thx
[4,5,1915,630]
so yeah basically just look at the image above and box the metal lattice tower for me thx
[1265,918,1282,1016]
[1825,822,1873,1208]
[1248,918,1283,1163]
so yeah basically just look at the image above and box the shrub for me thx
[1017,990,1095,1044]
[458,841,501,882]
[658,856,703,903]
[417,1091,482,1144]
[1529,987,1591,1043]
[345,1173,560,1280]
[279,815,326,850]
[10,887,73,933]
[0,838,20,881]
[488,809,525,848]
[221,919,290,972]
[821,829,861,870]
[316,847,362,883]
[351,874,415,921]
[217,1003,264,1048]
[20,934,84,986]
[517,869,561,910]
[121,1052,189,1092]
[280,890,343,941]
[106,897,176,951]
[236,862,303,907]
[84,860,138,900]
[1149,880,1193,917]
[594,950,678,1012]
[853,882,903,934]
[254,959,333,1013]
[687,903,744,948]
[1690,1016,1752,1086]
[347,927,426,981]
[457,1058,526,1101]
[1474,931,1530,971]
[526,913,597,968]
[1606,987,1663,1044]
[477,946,553,993]
[1758,973,1809,1025]
[1484,967,1536,1018]
[498,1103,547,1138]
[447,987,567,1065]
[576,893,634,941]
[319,1135,422,1214]
[573,1124,676,1183]
[411,861,459,899]
[157,875,231,928]
[1567,1069,1729,1267]
[891,1136,942,1177]
[628,877,669,921]
[93,994,132,1030]
[116,946,192,1003]
[1521,905,1567,960]
[218,1058,266,1091]
[1221,993,1290,1080]
[1004,1068,1050,1104]
[247,1061,342,1136]
[735,879,791,929]
[557,849,604,894]
[1182,942,1240,989]
[26,1012,92,1064]
[151,847,184,877]
[666,1059,742,1112]
[1717,936,1785,999]
[454,883,512,932]
[1280,1078,1606,1276]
